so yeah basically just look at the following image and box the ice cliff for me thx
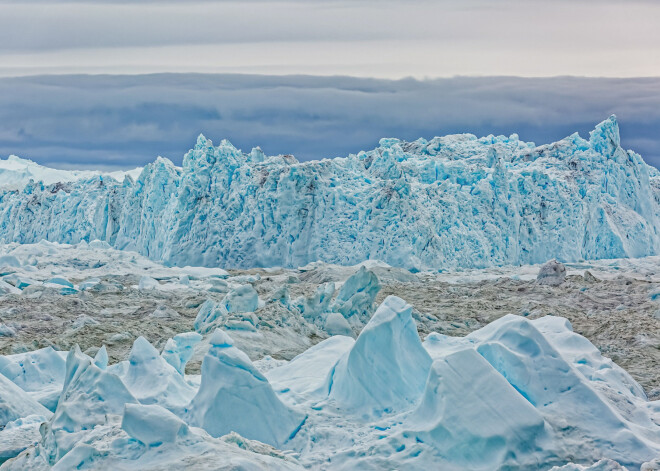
[1,115,659,271]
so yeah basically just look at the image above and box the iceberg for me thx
[267,335,355,398]
[161,332,203,376]
[185,330,306,448]
[221,284,259,313]
[330,266,380,325]
[117,337,197,412]
[0,347,66,411]
[0,373,51,427]
[294,282,335,321]
[42,346,138,463]
[193,285,260,334]
[467,315,660,468]
[327,295,432,415]
[537,259,567,286]
[0,117,658,271]
[121,403,189,447]
[404,348,547,470]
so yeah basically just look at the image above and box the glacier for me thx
[1,115,659,271]
[2,115,660,470]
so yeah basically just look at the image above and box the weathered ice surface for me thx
[0,242,659,469]
[537,259,567,285]
[1,241,660,398]
[1,116,659,271]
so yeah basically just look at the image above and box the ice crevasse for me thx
[0,115,658,271]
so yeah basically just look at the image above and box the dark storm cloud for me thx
[0,74,659,170]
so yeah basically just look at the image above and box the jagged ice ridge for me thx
[0,115,658,271]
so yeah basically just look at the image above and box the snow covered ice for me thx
[1,118,660,469]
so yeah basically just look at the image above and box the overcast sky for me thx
[1,0,659,78]
[0,1,658,170]
[1,74,659,170]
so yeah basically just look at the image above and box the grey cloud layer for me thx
[1,74,659,169]
[0,1,657,80]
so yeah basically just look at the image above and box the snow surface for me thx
[0,155,142,191]
[1,117,659,271]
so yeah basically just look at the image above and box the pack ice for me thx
[1,116,659,271]
[1,292,660,469]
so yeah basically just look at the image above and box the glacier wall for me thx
[1,115,659,271]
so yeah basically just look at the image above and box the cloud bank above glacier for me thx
[1,0,658,78]
[0,74,659,170]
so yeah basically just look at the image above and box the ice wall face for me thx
[1,116,659,271]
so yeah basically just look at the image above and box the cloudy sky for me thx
[2,0,659,78]
[0,1,658,169]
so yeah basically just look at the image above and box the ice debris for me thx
[537,259,567,286]
[138,275,159,290]
[150,304,180,319]
[0,414,46,462]
[0,255,21,268]
[323,312,353,337]
[222,284,259,313]
[121,403,189,447]
[0,324,15,337]
[550,460,629,471]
